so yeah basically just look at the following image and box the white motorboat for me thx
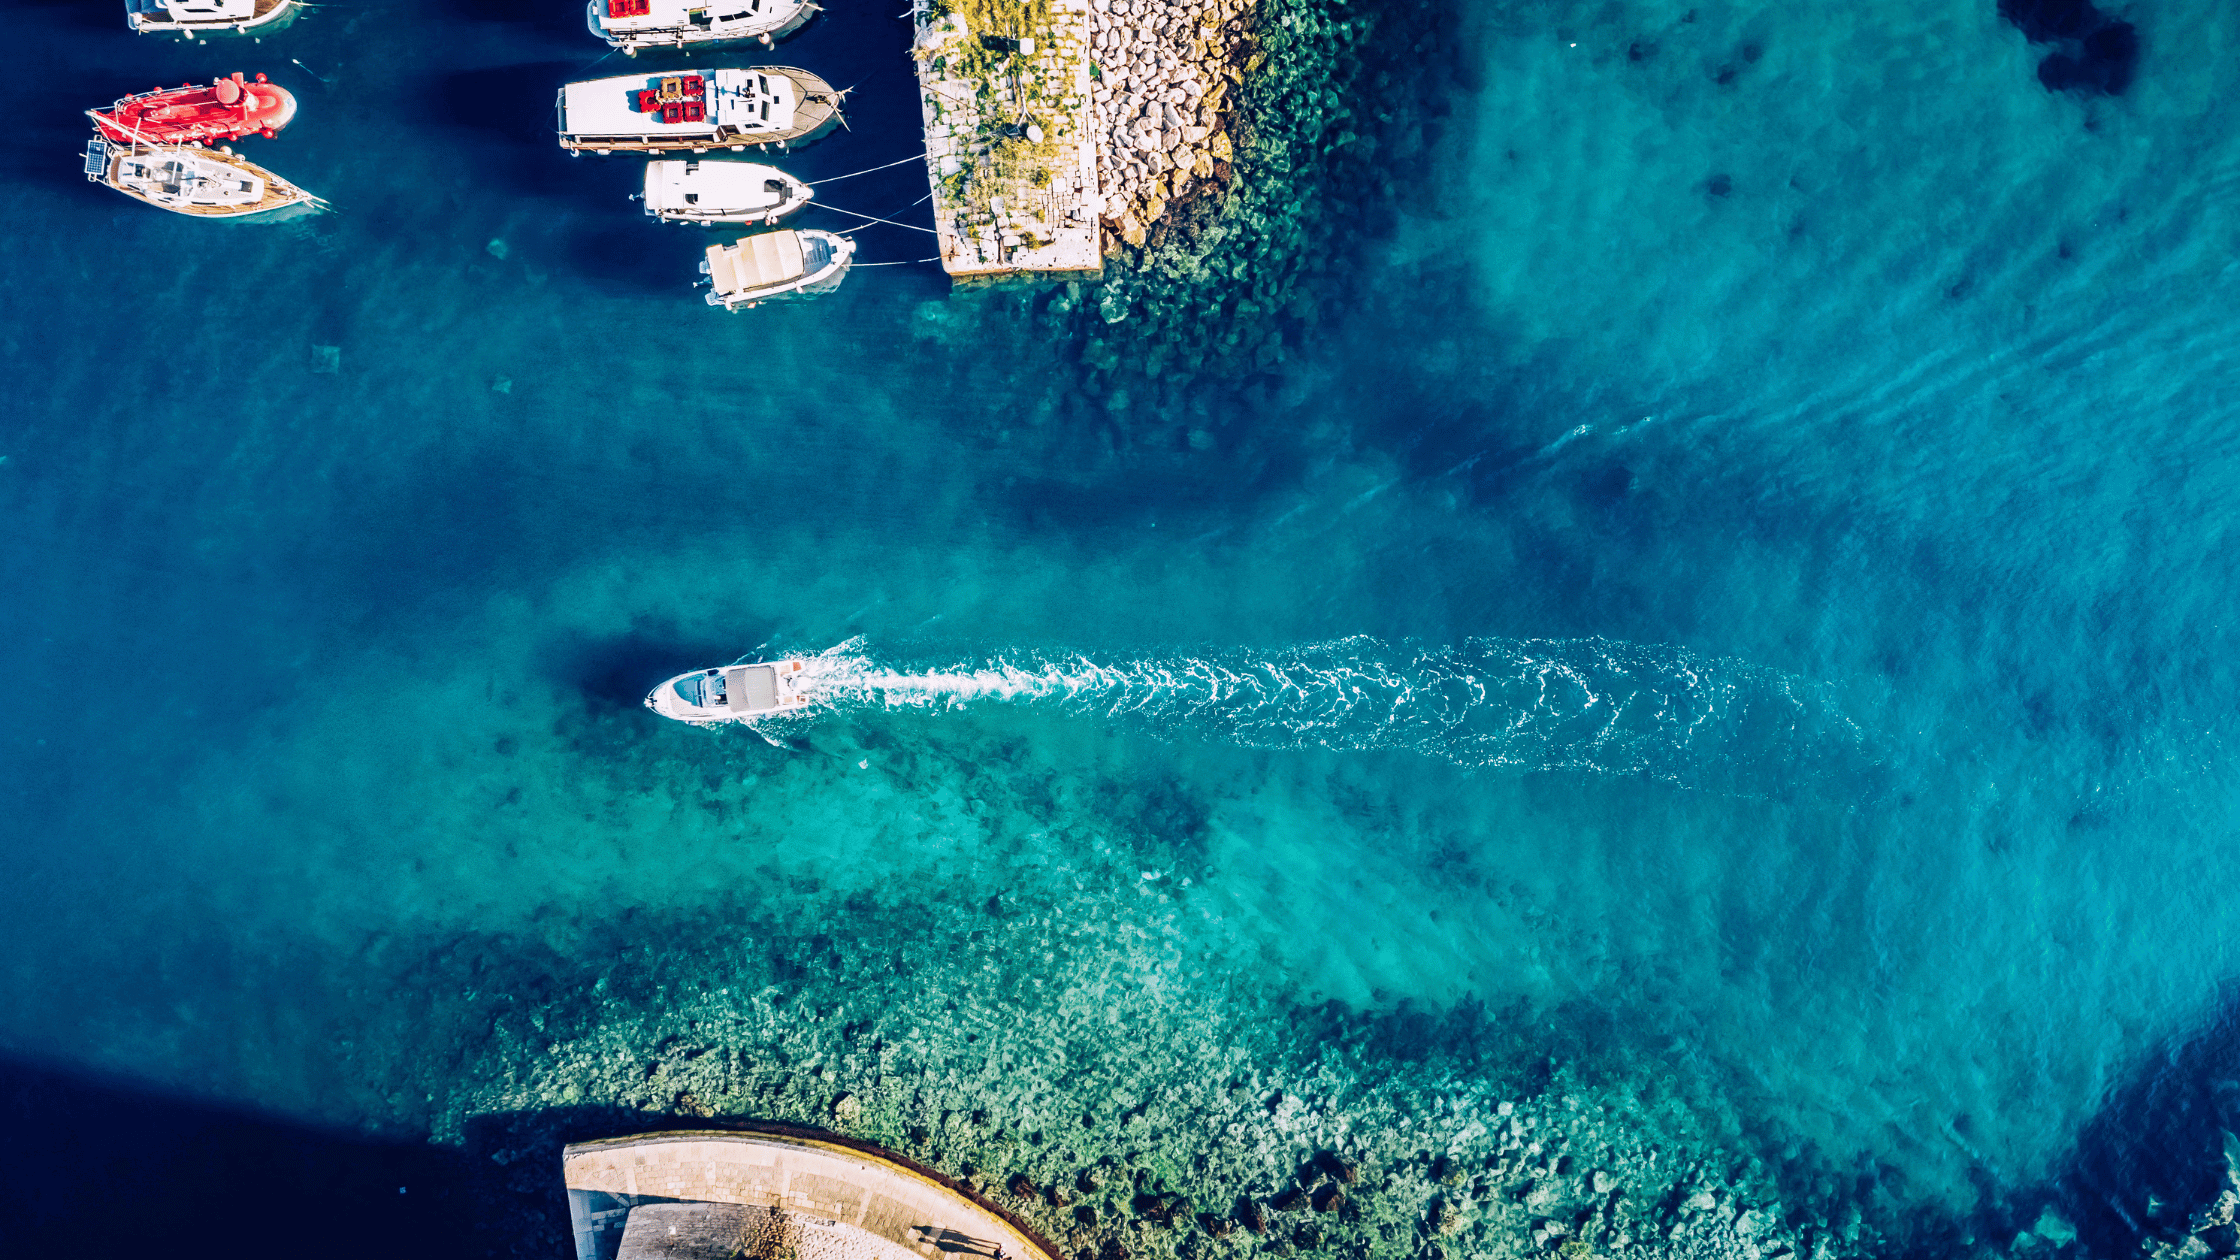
[642,159,812,225]
[698,228,854,310]
[587,0,816,56]
[556,66,843,155]
[123,0,300,37]
[85,137,321,220]
[646,659,817,724]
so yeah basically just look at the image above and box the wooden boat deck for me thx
[104,144,316,218]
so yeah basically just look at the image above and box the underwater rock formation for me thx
[1998,0,2138,95]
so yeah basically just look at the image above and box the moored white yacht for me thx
[647,659,818,724]
[556,66,843,155]
[85,136,321,220]
[124,0,299,37]
[698,228,854,309]
[587,0,817,55]
[642,159,812,225]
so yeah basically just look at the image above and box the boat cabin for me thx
[644,160,808,220]
[159,0,256,18]
[123,0,296,32]
[672,665,781,714]
[599,0,781,37]
[117,151,266,208]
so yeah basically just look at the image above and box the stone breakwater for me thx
[1085,0,1255,249]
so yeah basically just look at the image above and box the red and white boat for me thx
[90,73,297,148]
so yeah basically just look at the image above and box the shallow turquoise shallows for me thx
[6,0,2240,1248]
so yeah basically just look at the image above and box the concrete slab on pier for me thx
[913,0,1103,279]
[564,1130,1059,1260]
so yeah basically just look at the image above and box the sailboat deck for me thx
[104,145,314,217]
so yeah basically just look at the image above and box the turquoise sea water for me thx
[9,0,2240,1253]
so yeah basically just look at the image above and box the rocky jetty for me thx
[1085,0,1255,249]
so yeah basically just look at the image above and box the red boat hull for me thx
[91,73,296,146]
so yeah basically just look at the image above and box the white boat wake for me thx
[770,637,1873,793]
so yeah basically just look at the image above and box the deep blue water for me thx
[8,0,2240,1253]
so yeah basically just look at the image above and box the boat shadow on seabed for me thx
[0,1057,481,1259]
[452,0,591,39]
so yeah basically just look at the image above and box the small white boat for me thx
[123,0,300,37]
[85,137,321,220]
[699,228,854,309]
[646,659,817,724]
[587,0,817,56]
[556,66,843,155]
[642,159,812,225]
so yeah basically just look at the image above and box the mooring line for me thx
[813,153,927,183]
[815,203,937,233]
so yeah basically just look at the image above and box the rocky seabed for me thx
[433,870,1892,1260]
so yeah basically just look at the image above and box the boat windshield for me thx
[672,676,705,705]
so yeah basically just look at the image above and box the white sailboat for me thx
[85,137,321,220]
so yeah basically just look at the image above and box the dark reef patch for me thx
[2051,982,2240,1260]
[1999,0,2138,95]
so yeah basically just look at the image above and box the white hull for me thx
[125,0,299,36]
[647,659,818,725]
[556,66,843,156]
[643,159,812,225]
[587,0,815,54]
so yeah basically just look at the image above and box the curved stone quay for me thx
[564,1129,1061,1260]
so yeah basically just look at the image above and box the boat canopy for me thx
[725,664,780,712]
[706,232,806,295]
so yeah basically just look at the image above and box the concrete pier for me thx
[564,1129,1060,1260]
[912,0,1104,279]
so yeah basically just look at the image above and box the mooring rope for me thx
[815,203,937,233]
[854,257,943,266]
[812,153,927,183]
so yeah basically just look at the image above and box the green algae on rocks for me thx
[1066,0,1468,386]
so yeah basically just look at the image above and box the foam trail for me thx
[795,637,1875,795]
